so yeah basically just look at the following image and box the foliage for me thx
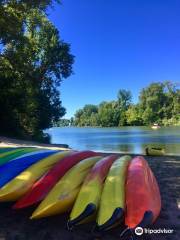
[54,119,71,127]
[117,89,132,110]
[0,1,60,45]
[0,0,74,142]
[126,104,143,126]
[139,81,180,125]
[98,101,119,127]
[73,82,180,127]
[74,104,98,126]
[117,89,132,126]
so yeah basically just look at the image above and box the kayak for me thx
[96,155,131,231]
[68,155,118,228]
[0,151,72,202]
[0,148,22,156]
[14,151,99,209]
[11,149,55,160]
[0,148,38,166]
[125,156,161,229]
[145,147,165,156]
[0,148,20,154]
[0,150,57,188]
[31,156,102,219]
[0,148,26,158]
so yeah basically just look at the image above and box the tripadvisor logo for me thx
[135,227,143,235]
[135,227,174,235]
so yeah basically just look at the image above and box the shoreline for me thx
[0,136,70,151]
[1,136,179,157]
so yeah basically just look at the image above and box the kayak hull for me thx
[145,147,165,156]
[0,148,38,165]
[14,151,99,209]
[125,156,161,228]
[0,148,19,154]
[31,156,102,219]
[0,150,57,188]
[96,155,131,231]
[0,151,72,202]
[68,155,118,227]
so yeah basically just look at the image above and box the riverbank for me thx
[0,144,179,239]
[0,136,70,150]
[45,126,180,156]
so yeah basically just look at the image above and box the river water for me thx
[45,126,180,155]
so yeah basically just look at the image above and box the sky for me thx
[48,0,180,118]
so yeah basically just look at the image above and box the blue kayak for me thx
[0,150,58,188]
[10,149,54,161]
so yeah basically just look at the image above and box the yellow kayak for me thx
[0,151,72,202]
[31,156,102,219]
[145,147,165,156]
[96,155,131,231]
[68,155,118,228]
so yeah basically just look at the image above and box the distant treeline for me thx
[56,81,180,127]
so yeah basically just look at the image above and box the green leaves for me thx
[139,82,180,125]
[0,0,74,142]
[73,83,180,127]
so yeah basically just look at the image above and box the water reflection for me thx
[45,127,180,155]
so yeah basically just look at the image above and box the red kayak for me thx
[125,156,161,228]
[14,151,99,209]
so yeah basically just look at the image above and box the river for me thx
[45,126,180,155]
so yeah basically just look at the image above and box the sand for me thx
[0,138,179,240]
[0,136,70,150]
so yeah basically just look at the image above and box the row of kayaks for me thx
[0,147,161,235]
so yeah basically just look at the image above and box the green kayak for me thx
[0,147,21,154]
[0,148,38,165]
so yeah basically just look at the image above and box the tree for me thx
[73,81,179,127]
[139,82,180,125]
[0,1,60,46]
[70,117,74,126]
[0,1,74,141]
[162,81,180,125]
[54,119,70,127]
[98,101,119,127]
[126,104,143,125]
[117,89,132,110]
[98,102,114,127]
[74,105,98,126]
[117,89,132,126]
[139,83,166,124]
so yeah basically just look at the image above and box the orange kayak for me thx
[125,156,161,228]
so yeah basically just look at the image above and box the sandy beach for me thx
[0,138,179,240]
[0,136,70,151]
